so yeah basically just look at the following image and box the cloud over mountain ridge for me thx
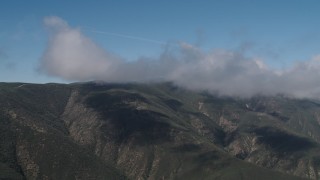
[40,16,320,98]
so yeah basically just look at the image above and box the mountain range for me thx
[1,82,320,179]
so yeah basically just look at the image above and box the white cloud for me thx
[39,16,320,99]
[40,16,121,81]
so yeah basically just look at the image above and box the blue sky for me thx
[1,0,320,83]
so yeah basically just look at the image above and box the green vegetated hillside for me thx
[1,82,319,179]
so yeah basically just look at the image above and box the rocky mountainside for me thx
[1,82,320,179]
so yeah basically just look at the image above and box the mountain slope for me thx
[1,82,319,179]
[0,83,125,180]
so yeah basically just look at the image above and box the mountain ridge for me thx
[1,82,319,179]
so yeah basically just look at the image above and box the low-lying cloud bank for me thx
[39,16,320,98]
